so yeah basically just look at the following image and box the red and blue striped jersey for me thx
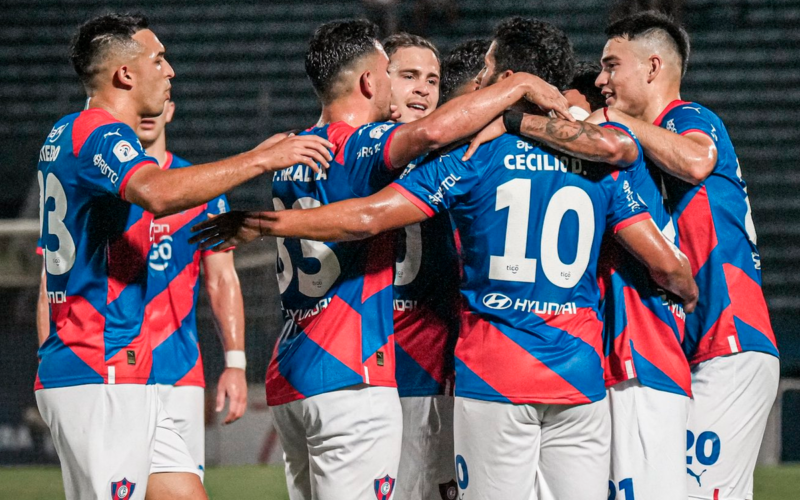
[139,152,231,388]
[36,109,158,390]
[597,124,691,397]
[393,212,460,397]
[392,132,651,404]
[267,121,405,406]
[657,101,778,364]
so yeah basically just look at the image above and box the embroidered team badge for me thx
[374,474,395,500]
[110,478,136,499]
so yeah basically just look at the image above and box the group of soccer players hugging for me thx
[34,5,779,500]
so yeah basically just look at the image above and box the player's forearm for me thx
[518,114,639,166]
[36,266,49,346]
[391,73,539,167]
[204,256,245,352]
[648,251,698,308]
[126,151,266,217]
[608,111,715,184]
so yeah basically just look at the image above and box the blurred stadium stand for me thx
[1,0,798,464]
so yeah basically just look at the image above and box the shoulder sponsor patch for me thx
[370,123,392,140]
[113,140,139,162]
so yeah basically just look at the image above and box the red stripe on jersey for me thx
[266,341,305,405]
[303,295,364,375]
[327,122,357,165]
[174,348,206,387]
[534,307,604,360]
[383,127,400,170]
[71,109,118,156]
[676,186,718,274]
[603,124,635,142]
[613,212,652,234]
[107,213,153,304]
[363,336,397,387]
[33,373,43,391]
[619,286,691,395]
[680,129,711,139]
[51,296,106,377]
[457,313,590,404]
[653,100,692,127]
[105,331,152,383]
[144,251,202,348]
[389,183,436,217]
[362,232,394,302]
[692,305,736,364]
[394,307,450,386]
[118,161,157,202]
[723,263,776,345]
[713,489,719,500]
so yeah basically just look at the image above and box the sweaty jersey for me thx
[393,131,650,405]
[656,101,778,364]
[597,124,691,397]
[140,152,231,387]
[36,108,158,390]
[393,212,460,397]
[267,121,405,406]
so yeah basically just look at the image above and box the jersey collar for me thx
[653,99,692,126]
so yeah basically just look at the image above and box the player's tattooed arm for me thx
[463,110,639,166]
[389,72,574,169]
[615,218,699,313]
[190,187,429,249]
[603,107,717,185]
[125,133,334,217]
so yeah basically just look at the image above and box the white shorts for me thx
[151,384,205,480]
[397,395,457,500]
[608,379,688,500]
[453,396,610,500]
[36,384,159,500]
[686,351,779,500]
[271,385,403,500]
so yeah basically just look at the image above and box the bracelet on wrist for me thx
[503,110,524,135]
[225,350,247,370]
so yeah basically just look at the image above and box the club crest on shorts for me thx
[438,479,458,499]
[374,474,395,500]
[110,478,135,500]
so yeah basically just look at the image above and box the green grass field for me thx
[1,464,798,499]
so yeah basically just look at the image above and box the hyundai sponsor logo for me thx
[482,292,512,310]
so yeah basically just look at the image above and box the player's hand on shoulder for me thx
[516,73,574,122]
[190,211,262,251]
[463,116,506,161]
[257,133,334,174]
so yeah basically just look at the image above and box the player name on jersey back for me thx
[655,101,778,365]
[392,130,651,405]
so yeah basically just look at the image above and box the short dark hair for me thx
[492,17,575,91]
[70,13,149,91]
[570,61,605,112]
[383,32,440,64]
[440,38,491,103]
[305,19,381,104]
[605,10,691,77]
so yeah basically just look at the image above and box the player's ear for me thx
[113,64,134,90]
[164,101,176,123]
[496,69,514,83]
[360,71,375,99]
[647,55,663,83]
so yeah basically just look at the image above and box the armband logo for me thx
[666,119,677,133]
[112,140,139,162]
[369,123,392,140]
[47,124,68,143]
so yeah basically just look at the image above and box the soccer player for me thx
[596,11,779,500]
[383,33,461,499]
[439,38,491,103]
[564,61,605,120]
[194,17,698,500]
[196,18,571,500]
[134,100,247,487]
[35,13,331,500]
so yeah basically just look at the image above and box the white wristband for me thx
[225,350,247,370]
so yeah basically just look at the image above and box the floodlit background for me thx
[1,0,799,497]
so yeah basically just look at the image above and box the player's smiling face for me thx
[388,47,440,123]
[597,37,650,119]
[130,29,175,118]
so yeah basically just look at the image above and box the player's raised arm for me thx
[463,109,639,166]
[387,71,573,168]
[603,107,716,185]
[614,218,698,312]
[191,187,429,250]
[124,133,333,217]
